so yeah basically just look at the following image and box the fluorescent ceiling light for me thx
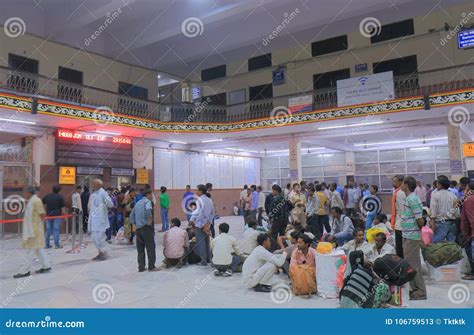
[170,140,187,144]
[96,130,121,136]
[318,121,383,130]
[354,137,448,147]
[0,118,36,125]
[318,154,334,157]
[225,148,260,153]
[409,147,431,151]
[201,139,222,143]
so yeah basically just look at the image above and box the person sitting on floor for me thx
[289,233,317,296]
[290,234,317,267]
[339,250,390,308]
[366,232,396,265]
[162,218,189,268]
[211,223,244,277]
[341,228,371,255]
[325,207,355,246]
[241,219,261,255]
[274,229,300,274]
[242,234,287,292]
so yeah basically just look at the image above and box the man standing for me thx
[289,183,306,226]
[189,184,214,266]
[430,178,458,243]
[71,185,83,232]
[268,185,289,239]
[329,183,344,210]
[159,186,170,232]
[130,189,159,272]
[182,185,194,221]
[460,182,474,280]
[43,185,66,249]
[14,187,51,278]
[306,187,318,237]
[365,185,381,230]
[391,175,406,258]
[88,179,114,261]
[257,186,266,227]
[401,176,427,300]
[80,185,90,233]
[239,185,248,216]
[249,185,259,223]
[315,184,330,237]
[345,182,359,217]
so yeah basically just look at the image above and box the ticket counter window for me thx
[111,176,132,188]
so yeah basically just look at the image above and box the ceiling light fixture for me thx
[354,136,448,147]
[409,147,431,151]
[0,118,36,125]
[169,140,187,145]
[225,148,260,153]
[317,121,383,130]
[95,130,121,136]
[201,139,222,143]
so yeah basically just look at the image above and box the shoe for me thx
[462,275,474,280]
[213,269,222,276]
[128,241,133,245]
[148,267,160,272]
[92,254,101,261]
[35,267,51,274]
[222,269,233,277]
[409,292,427,300]
[254,284,272,293]
[13,272,30,279]
[197,261,208,266]
[54,245,63,249]
[177,262,183,269]
[138,269,145,272]
[97,252,108,261]
[45,245,52,249]
[106,240,112,244]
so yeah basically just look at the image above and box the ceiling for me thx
[1,0,467,79]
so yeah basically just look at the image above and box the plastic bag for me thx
[115,227,125,241]
[421,226,433,246]
[317,242,333,254]
[289,264,317,296]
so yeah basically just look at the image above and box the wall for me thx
[32,132,55,186]
[0,32,160,101]
[195,2,474,98]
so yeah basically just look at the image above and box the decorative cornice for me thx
[0,89,472,133]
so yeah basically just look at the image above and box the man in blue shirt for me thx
[190,184,214,266]
[130,190,159,272]
[249,185,259,222]
[182,184,194,221]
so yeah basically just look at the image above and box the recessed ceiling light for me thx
[0,118,36,125]
[201,139,222,143]
[96,130,121,136]
[318,121,383,130]
[354,137,447,147]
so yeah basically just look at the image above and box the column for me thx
[447,124,463,181]
[288,137,302,184]
[345,151,355,184]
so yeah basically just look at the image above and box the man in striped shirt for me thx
[401,176,427,300]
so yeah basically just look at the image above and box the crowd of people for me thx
[13,174,474,308]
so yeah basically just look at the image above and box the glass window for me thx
[436,160,450,172]
[380,162,406,174]
[379,149,404,162]
[355,163,379,175]
[262,168,280,179]
[302,154,323,166]
[280,168,290,179]
[380,175,397,190]
[302,166,323,177]
[279,156,289,168]
[261,157,280,169]
[406,148,434,161]
[435,147,449,159]
[322,152,345,165]
[355,175,379,186]
[407,160,435,173]
[323,165,346,176]
[354,151,378,163]
[412,173,436,185]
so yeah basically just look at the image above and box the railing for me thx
[0,64,473,124]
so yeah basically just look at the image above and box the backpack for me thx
[373,254,417,286]
[421,242,462,267]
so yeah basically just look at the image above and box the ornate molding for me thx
[0,89,472,133]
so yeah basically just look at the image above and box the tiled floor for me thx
[0,216,472,308]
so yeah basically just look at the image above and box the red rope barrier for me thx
[0,214,74,224]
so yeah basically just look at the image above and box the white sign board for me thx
[337,71,394,107]
[288,95,313,113]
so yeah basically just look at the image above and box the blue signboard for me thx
[272,67,285,85]
[458,29,474,49]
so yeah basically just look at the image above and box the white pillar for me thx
[447,124,463,181]
[289,138,301,184]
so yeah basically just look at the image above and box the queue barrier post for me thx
[66,212,80,254]
[78,212,87,248]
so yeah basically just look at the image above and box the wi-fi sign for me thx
[358,76,368,85]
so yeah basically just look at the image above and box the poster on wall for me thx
[136,168,149,184]
[59,166,76,185]
[3,166,30,187]
[288,95,313,113]
[337,71,394,107]
[463,143,474,157]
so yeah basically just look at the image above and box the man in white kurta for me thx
[88,179,114,261]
